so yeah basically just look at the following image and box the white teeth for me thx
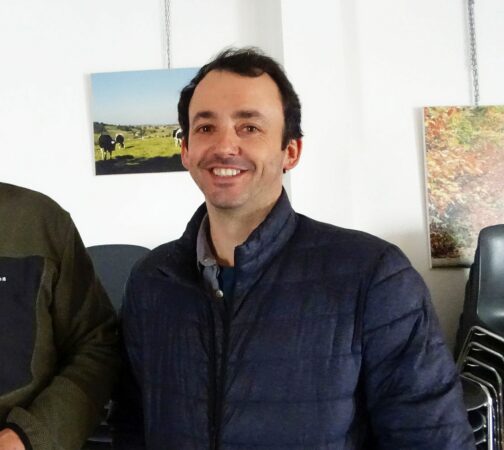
[212,168,241,177]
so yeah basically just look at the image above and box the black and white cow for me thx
[115,134,125,149]
[97,134,125,160]
[172,128,183,147]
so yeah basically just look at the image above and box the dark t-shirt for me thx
[218,266,236,311]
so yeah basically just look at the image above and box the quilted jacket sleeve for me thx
[111,270,147,449]
[362,245,474,449]
[6,218,120,450]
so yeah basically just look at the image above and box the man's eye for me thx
[197,125,213,133]
[243,125,258,133]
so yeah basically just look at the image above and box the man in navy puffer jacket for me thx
[114,48,474,449]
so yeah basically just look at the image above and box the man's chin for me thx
[205,194,247,211]
[208,201,244,211]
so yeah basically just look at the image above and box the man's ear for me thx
[181,138,189,170]
[283,138,302,172]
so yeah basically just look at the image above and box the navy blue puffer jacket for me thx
[115,191,474,449]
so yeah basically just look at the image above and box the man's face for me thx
[181,70,300,216]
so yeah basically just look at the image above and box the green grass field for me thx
[93,124,185,175]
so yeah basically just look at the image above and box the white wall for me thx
[1,0,503,346]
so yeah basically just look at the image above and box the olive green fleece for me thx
[0,182,120,449]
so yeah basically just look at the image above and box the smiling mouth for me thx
[212,168,242,177]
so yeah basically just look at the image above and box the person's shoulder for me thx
[0,182,69,220]
[292,213,413,278]
[0,183,75,260]
[294,214,422,305]
[295,213,391,255]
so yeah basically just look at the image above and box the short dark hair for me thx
[177,47,303,149]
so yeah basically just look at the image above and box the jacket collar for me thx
[164,189,298,313]
[234,189,296,270]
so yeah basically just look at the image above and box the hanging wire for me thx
[468,0,479,106]
[164,0,172,69]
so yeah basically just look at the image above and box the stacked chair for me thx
[456,225,504,450]
[83,244,150,449]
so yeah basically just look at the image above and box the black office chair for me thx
[83,244,150,449]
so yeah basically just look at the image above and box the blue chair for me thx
[87,244,150,311]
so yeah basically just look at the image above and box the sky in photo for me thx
[91,67,198,126]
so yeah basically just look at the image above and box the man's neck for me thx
[206,197,280,267]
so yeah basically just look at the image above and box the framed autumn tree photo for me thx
[424,105,504,267]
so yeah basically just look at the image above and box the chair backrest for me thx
[455,225,504,356]
[477,225,504,333]
[87,244,150,311]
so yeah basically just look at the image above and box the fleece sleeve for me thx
[362,245,474,450]
[6,218,120,450]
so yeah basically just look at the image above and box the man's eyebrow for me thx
[192,110,266,122]
[232,110,266,120]
[191,110,217,124]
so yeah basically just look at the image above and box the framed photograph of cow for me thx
[423,105,504,267]
[90,67,198,175]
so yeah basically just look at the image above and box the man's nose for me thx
[214,127,239,154]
